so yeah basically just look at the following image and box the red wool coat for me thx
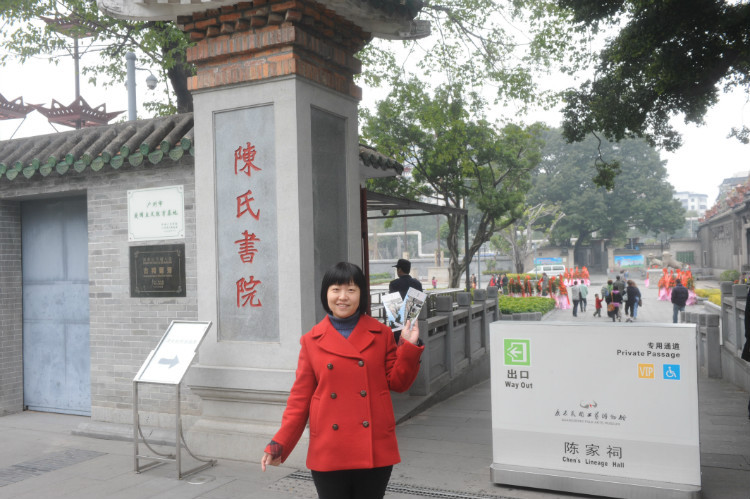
[270,314,424,471]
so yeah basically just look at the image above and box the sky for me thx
[1,41,748,207]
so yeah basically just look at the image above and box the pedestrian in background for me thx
[624,280,642,322]
[593,293,602,317]
[671,280,689,323]
[261,262,424,499]
[389,258,422,299]
[570,280,581,317]
[579,280,588,312]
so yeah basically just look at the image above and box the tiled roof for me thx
[0,113,403,181]
[0,114,194,181]
[359,143,404,175]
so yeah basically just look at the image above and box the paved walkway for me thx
[1,275,748,498]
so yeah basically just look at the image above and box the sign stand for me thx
[132,320,215,479]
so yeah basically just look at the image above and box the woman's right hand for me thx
[261,452,281,471]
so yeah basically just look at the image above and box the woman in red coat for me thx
[261,261,424,498]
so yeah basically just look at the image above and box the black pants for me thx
[311,466,393,499]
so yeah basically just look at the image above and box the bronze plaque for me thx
[130,244,186,297]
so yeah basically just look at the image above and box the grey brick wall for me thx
[0,158,199,424]
[0,200,22,415]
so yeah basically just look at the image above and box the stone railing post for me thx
[487,286,499,321]
[705,313,722,378]
[720,281,734,344]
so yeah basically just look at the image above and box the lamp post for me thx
[126,52,158,121]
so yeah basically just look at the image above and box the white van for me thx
[530,264,566,276]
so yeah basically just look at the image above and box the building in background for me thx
[717,172,749,202]
[674,191,709,216]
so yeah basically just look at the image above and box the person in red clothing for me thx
[593,293,603,317]
[261,262,424,499]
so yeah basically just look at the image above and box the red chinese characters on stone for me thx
[237,275,262,308]
[235,142,262,177]
[236,190,260,220]
[235,230,260,263]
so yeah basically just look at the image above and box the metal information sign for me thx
[490,322,700,499]
[135,321,209,384]
[133,321,215,479]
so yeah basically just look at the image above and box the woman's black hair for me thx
[320,262,369,315]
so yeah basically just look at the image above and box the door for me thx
[22,196,91,415]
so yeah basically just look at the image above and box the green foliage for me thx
[719,269,740,282]
[498,295,556,315]
[530,129,685,250]
[363,80,545,287]
[559,0,750,185]
[359,1,594,107]
[0,0,194,114]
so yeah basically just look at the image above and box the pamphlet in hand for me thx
[401,287,427,326]
[382,291,405,331]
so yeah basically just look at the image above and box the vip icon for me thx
[638,363,655,379]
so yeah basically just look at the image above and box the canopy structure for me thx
[362,190,470,291]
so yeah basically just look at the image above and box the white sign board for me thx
[128,185,185,241]
[490,322,700,498]
[135,321,212,384]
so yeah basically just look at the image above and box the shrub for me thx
[695,288,721,306]
[719,269,740,282]
[498,295,556,315]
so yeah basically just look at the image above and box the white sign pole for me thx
[490,322,700,499]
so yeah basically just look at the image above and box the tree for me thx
[530,129,685,262]
[1,1,591,118]
[362,79,545,287]
[361,1,592,106]
[0,0,193,114]
[558,0,750,187]
[495,202,564,273]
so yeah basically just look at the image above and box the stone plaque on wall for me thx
[130,244,186,297]
[214,105,278,341]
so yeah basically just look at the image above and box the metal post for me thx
[464,213,470,291]
[176,383,181,477]
[133,381,138,472]
[126,52,136,121]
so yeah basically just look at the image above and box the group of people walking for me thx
[572,275,643,322]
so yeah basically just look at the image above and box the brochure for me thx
[382,291,404,331]
[382,287,427,331]
[401,287,427,325]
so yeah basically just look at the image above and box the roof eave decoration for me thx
[0,113,194,182]
[0,94,36,120]
[359,143,404,179]
[33,97,124,129]
[97,0,430,40]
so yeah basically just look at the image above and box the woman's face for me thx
[327,281,360,319]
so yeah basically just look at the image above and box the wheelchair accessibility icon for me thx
[663,364,681,380]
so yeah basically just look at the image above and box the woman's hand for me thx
[261,452,281,471]
[400,319,420,345]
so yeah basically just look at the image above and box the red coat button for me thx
[332,424,339,430]
[360,390,367,397]
[362,421,369,428]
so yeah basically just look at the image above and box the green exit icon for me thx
[504,339,530,366]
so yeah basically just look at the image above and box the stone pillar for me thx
[177,3,369,462]
[99,0,430,465]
